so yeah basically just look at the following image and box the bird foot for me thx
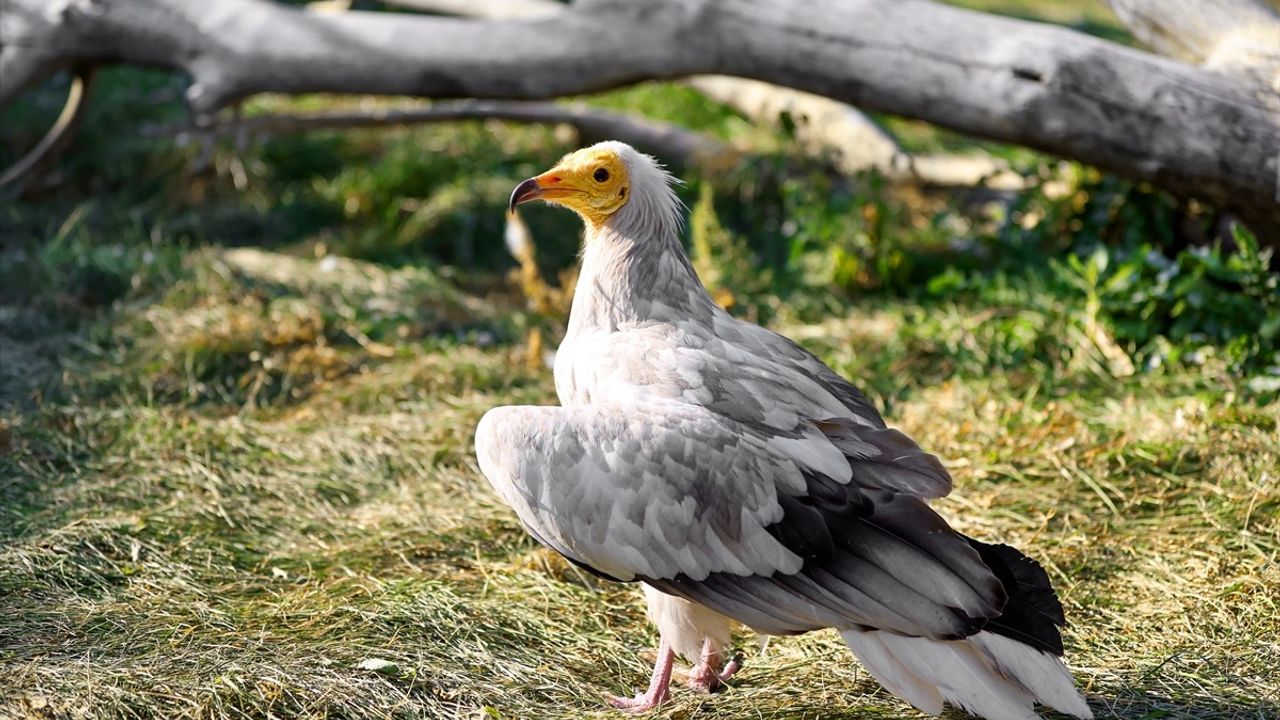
[608,639,676,713]
[685,664,720,693]
[719,652,744,682]
[686,651,743,693]
[607,688,669,713]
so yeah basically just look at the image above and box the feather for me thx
[970,632,1094,718]
[842,629,1092,720]
[865,632,1039,720]
[478,141,1091,720]
[841,629,944,714]
[965,539,1067,654]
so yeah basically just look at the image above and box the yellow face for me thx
[509,147,631,227]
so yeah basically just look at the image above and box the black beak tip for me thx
[509,178,539,213]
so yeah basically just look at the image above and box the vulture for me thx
[475,141,1092,719]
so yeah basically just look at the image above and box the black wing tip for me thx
[966,538,1068,655]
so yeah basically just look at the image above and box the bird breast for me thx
[555,324,691,407]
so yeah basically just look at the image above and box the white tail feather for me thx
[841,629,1092,720]
[971,632,1093,718]
[842,630,944,714]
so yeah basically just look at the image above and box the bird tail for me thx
[841,629,1091,720]
[840,538,1092,720]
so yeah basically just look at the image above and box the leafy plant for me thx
[1052,225,1277,372]
[688,183,777,321]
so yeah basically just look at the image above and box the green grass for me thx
[2,1,1278,718]
[2,244,1276,718]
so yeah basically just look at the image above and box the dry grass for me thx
[2,247,1277,720]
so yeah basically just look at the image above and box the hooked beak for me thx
[508,177,542,212]
[509,171,581,212]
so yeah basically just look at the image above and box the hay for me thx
[2,250,1275,720]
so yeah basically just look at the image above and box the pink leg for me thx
[718,652,743,682]
[609,639,676,713]
[686,639,743,693]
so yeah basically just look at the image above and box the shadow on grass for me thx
[1095,692,1279,720]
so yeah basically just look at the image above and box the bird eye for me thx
[593,168,610,183]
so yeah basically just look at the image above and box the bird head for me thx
[509,143,633,228]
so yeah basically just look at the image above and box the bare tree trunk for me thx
[1107,0,1280,87]
[3,0,1277,237]
[148,99,743,171]
[392,0,1024,188]
[385,0,910,175]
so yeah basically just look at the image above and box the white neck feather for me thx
[566,153,717,335]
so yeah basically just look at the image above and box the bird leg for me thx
[720,652,743,681]
[609,638,675,712]
[685,638,743,693]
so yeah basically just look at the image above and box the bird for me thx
[475,141,1093,719]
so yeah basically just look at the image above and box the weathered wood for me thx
[388,0,911,176]
[683,75,903,175]
[2,0,1277,235]
[685,76,1025,188]
[146,98,1025,190]
[385,0,559,19]
[0,70,95,190]
[1107,0,1280,85]
[147,99,743,171]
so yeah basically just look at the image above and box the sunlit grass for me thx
[1,1,1276,718]
[2,241,1276,719]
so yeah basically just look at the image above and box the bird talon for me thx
[687,639,741,693]
[685,667,721,693]
[607,692,667,712]
[719,652,744,682]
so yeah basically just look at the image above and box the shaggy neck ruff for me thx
[568,152,716,335]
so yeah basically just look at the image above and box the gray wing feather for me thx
[475,399,1003,640]
[562,316,950,499]
[817,418,952,498]
[476,400,805,582]
[711,317,953,498]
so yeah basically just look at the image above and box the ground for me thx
[2,243,1276,719]
[1,1,1277,719]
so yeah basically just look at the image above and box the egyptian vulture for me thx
[476,141,1092,719]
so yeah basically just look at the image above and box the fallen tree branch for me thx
[386,0,912,177]
[387,0,1058,191]
[679,78,1028,190]
[1106,0,1280,88]
[682,75,903,176]
[383,0,559,18]
[147,100,742,171]
[396,0,1026,191]
[151,101,1030,191]
[0,68,95,190]
[905,154,1026,191]
[3,0,1277,236]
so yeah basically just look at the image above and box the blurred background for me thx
[1,0,1277,718]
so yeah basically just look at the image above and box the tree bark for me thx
[2,0,1277,236]
[147,99,743,171]
[385,0,910,175]
[392,0,1023,188]
[0,69,95,190]
[1106,0,1280,86]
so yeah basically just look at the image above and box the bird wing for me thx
[475,399,1005,640]
[555,312,950,499]
[661,323,953,499]
[710,314,890,428]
